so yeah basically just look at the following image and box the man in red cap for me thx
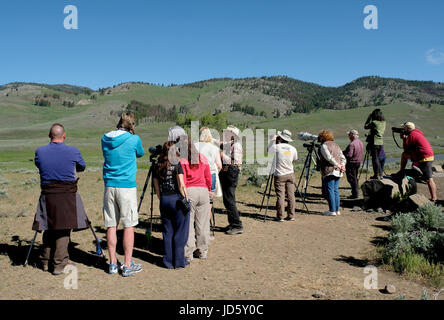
[399,122,437,202]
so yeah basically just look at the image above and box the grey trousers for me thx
[185,187,210,260]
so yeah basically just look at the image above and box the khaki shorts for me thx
[103,187,138,228]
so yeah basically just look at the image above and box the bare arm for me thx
[153,178,161,201]
[177,174,188,200]
[215,149,222,171]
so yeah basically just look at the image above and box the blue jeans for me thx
[323,176,341,212]
[211,173,216,191]
[160,193,190,269]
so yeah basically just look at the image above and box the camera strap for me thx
[392,131,403,149]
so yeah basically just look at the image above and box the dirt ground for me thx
[0,169,443,300]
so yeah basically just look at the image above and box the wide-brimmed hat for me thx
[277,129,293,142]
[347,129,359,136]
[168,126,187,142]
[225,125,240,137]
[403,122,416,131]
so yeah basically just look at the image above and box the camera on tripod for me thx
[148,145,162,162]
[391,127,406,134]
[297,132,318,142]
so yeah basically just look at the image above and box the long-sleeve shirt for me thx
[344,138,364,163]
[403,129,434,163]
[364,119,386,146]
[101,130,145,188]
[179,154,212,191]
[320,142,346,178]
[221,141,243,167]
[35,142,86,185]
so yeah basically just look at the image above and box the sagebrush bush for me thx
[391,214,416,233]
[241,164,269,187]
[0,189,8,199]
[382,204,444,285]
[0,175,9,186]
[414,203,444,230]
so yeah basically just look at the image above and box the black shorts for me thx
[417,161,433,180]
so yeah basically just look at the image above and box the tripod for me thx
[358,148,370,182]
[138,161,156,248]
[23,218,106,267]
[259,162,275,222]
[295,141,319,214]
[210,199,216,237]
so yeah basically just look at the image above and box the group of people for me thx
[268,108,438,219]
[31,109,438,276]
[32,114,245,276]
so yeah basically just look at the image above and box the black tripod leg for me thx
[260,173,272,212]
[23,231,38,267]
[264,175,274,222]
[138,167,153,213]
[358,151,368,182]
[210,200,215,237]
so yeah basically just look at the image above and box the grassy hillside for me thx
[1,76,443,170]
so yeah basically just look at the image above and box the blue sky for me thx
[0,0,443,89]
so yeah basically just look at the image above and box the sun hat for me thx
[277,129,293,142]
[225,125,240,137]
[168,126,187,142]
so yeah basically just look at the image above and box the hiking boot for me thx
[225,227,243,235]
[41,261,49,272]
[52,264,74,276]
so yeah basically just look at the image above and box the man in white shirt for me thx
[268,129,298,221]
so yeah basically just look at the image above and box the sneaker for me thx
[275,217,285,222]
[121,265,135,277]
[120,261,142,273]
[108,263,119,274]
[322,211,337,216]
[225,227,244,235]
[285,217,295,221]
[336,211,341,216]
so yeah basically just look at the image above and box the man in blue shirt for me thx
[35,124,86,184]
[101,113,145,277]
[34,123,87,275]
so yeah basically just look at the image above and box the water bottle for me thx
[95,238,103,256]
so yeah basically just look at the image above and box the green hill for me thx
[0,76,443,170]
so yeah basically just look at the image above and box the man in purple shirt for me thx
[343,129,364,199]
[35,125,86,184]
[33,124,87,275]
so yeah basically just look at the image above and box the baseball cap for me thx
[347,129,359,136]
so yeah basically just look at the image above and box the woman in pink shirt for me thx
[179,137,212,261]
